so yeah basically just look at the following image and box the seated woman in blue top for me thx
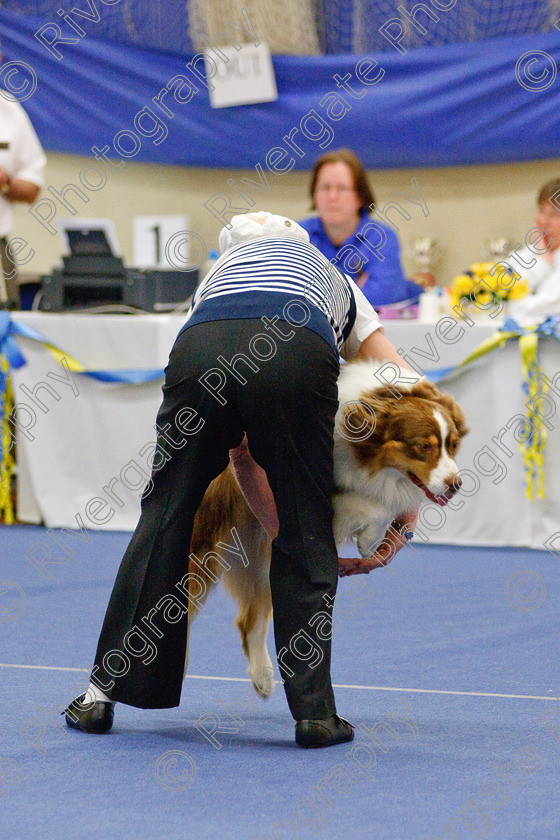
[299,149,429,308]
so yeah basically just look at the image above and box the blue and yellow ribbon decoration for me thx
[2,315,165,384]
[426,316,560,501]
[0,352,15,523]
[2,312,559,520]
[0,313,166,522]
[517,330,547,500]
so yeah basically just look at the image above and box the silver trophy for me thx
[411,237,439,274]
[486,237,514,260]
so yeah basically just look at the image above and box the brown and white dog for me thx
[332,359,468,558]
[186,359,468,697]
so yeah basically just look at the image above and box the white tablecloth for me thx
[10,313,560,548]
[383,320,559,550]
[12,313,185,531]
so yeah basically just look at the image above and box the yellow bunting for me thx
[518,332,547,501]
[42,343,86,373]
[432,322,551,503]
[0,355,15,524]
[453,329,519,371]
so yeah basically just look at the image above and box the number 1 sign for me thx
[133,215,190,269]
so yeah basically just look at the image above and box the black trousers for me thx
[91,319,340,720]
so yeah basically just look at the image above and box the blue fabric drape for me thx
[1,9,559,170]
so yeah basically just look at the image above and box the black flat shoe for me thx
[64,694,114,734]
[295,714,354,748]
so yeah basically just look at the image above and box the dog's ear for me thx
[338,394,401,444]
[447,400,469,439]
[339,396,378,443]
[408,382,469,439]
[433,391,469,439]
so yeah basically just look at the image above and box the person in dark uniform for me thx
[65,212,415,748]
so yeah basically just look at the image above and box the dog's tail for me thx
[188,467,268,614]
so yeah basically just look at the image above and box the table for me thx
[9,312,560,549]
[383,320,559,550]
[12,312,184,531]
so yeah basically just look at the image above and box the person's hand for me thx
[338,554,388,576]
[338,510,419,576]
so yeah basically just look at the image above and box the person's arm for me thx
[1,107,46,206]
[338,510,418,576]
[355,326,413,365]
[508,270,560,322]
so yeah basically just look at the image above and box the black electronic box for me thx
[39,228,198,312]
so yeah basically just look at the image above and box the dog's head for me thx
[338,377,469,506]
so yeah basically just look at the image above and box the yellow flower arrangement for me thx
[450,261,529,311]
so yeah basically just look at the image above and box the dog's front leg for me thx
[333,493,391,556]
[356,520,391,558]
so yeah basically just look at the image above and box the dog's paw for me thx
[250,665,276,699]
[357,527,382,558]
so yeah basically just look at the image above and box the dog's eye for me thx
[416,442,431,454]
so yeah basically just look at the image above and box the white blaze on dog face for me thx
[424,408,460,495]
[335,366,468,509]
[388,402,462,498]
[343,394,464,501]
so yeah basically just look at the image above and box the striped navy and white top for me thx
[184,237,381,355]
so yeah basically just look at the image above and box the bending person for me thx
[65,212,416,749]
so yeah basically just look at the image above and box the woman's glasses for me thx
[315,184,355,195]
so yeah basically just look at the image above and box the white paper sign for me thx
[133,215,190,270]
[58,217,121,257]
[205,42,277,109]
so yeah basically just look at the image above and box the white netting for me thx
[188,0,321,55]
[349,0,560,54]
[3,0,560,54]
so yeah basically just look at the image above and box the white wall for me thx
[14,151,560,286]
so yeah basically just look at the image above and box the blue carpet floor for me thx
[1,525,558,840]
